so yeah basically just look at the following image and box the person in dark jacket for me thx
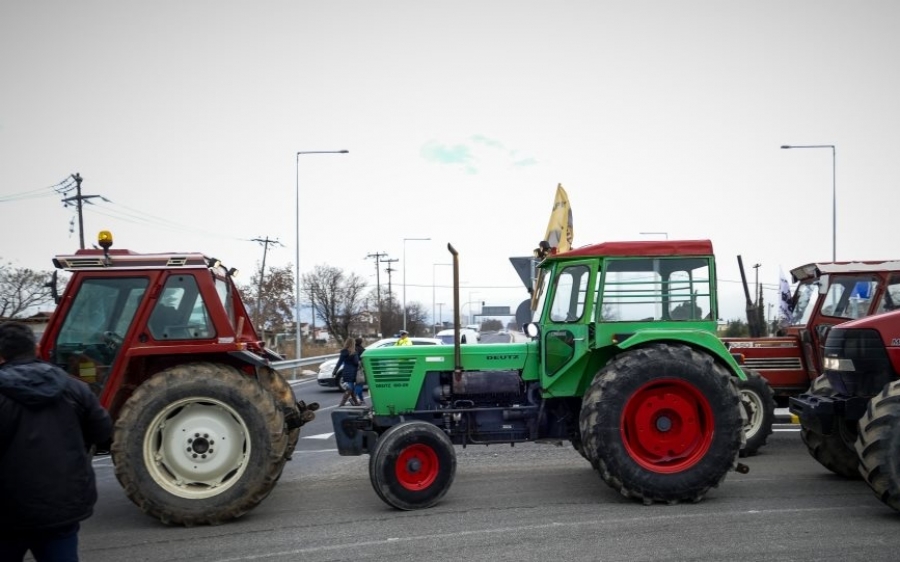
[334,337,360,406]
[353,337,366,405]
[0,321,113,562]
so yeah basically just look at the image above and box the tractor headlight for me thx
[823,356,855,372]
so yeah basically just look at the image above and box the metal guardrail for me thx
[271,353,339,371]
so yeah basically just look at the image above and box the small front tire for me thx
[799,375,861,479]
[369,421,456,510]
[737,368,775,457]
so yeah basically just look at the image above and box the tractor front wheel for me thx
[856,380,900,511]
[111,362,287,525]
[737,368,775,457]
[369,421,456,510]
[799,375,861,479]
[579,343,742,504]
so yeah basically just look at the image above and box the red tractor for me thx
[790,308,900,510]
[724,260,900,457]
[37,231,317,525]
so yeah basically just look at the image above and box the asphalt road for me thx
[77,369,900,562]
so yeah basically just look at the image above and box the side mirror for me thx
[524,323,540,338]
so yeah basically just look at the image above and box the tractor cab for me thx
[526,240,738,397]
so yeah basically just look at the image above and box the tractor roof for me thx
[53,248,213,270]
[791,260,900,282]
[555,240,714,260]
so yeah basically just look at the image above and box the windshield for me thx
[790,281,819,326]
[531,268,550,322]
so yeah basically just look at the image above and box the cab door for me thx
[541,261,593,395]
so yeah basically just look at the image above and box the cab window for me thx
[148,275,215,340]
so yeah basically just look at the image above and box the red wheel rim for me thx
[621,378,714,473]
[394,443,439,491]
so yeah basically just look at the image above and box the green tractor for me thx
[333,239,748,510]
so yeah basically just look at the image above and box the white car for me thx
[316,336,443,388]
[435,328,479,345]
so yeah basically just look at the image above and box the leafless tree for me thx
[302,265,368,342]
[376,292,430,337]
[0,261,60,318]
[238,263,296,332]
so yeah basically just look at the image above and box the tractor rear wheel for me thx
[369,421,456,510]
[856,380,900,511]
[799,375,861,479]
[579,343,742,505]
[111,362,288,526]
[737,368,775,457]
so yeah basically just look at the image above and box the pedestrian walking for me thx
[0,321,113,562]
[334,337,360,406]
[354,337,366,405]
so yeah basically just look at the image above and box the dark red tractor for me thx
[38,231,317,525]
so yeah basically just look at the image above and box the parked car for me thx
[316,336,444,388]
[436,328,480,345]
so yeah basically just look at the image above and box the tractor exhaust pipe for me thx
[448,243,462,374]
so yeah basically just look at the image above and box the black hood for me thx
[0,359,67,406]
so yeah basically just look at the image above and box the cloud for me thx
[421,135,537,174]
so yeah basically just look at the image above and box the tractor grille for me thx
[368,357,418,385]
[744,357,804,370]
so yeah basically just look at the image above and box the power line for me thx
[0,177,75,202]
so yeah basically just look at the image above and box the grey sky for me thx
[2,1,898,324]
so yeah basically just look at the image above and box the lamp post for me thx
[432,263,452,336]
[436,302,444,332]
[295,150,348,360]
[640,231,669,240]
[466,291,481,326]
[781,144,836,261]
[402,237,430,331]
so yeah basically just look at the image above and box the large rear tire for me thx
[799,375,861,479]
[737,368,775,457]
[579,343,742,505]
[111,362,288,526]
[856,380,900,511]
[369,421,456,510]
[259,366,301,460]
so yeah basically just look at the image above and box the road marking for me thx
[214,505,875,561]
[303,432,335,440]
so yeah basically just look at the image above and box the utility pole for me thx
[383,258,399,309]
[60,173,106,249]
[251,236,282,331]
[366,252,389,336]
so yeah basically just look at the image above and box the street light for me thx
[781,144,836,261]
[402,237,430,331]
[295,150,348,360]
[640,231,669,240]
[465,291,481,326]
[432,263,453,336]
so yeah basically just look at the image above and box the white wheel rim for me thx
[741,389,763,436]
[143,397,250,499]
